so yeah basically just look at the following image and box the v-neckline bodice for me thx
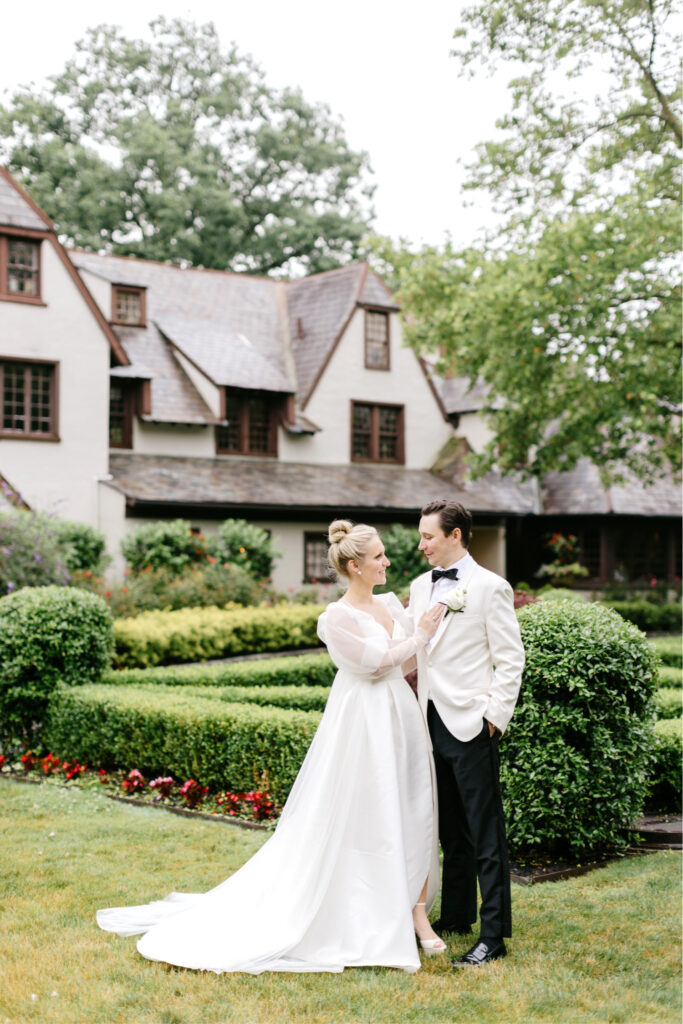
[338,598,396,639]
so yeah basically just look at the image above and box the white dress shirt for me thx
[430,551,473,605]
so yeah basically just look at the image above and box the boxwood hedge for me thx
[658,665,682,688]
[104,652,334,688]
[113,604,325,668]
[0,586,113,743]
[654,688,682,720]
[648,718,682,811]
[43,685,321,801]
[606,601,682,633]
[501,600,657,859]
[650,635,682,669]
[131,683,331,713]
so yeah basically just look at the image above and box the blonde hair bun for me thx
[328,520,354,545]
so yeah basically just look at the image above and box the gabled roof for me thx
[0,168,129,366]
[286,263,399,405]
[72,250,294,394]
[114,323,218,425]
[541,458,682,517]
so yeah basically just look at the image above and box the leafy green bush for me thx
[658,666,682,688]
[502,600,657,859]
[104,652,334,688]
[378,524,426,597]
[537,588,588,602]
[113,604,325,668]
[650,635,682,668]
[606,600,682,633]
[0,509,70,594]
[0,586,113,743]
[51,519,108,573]
[654,688,682,720]
[647,719,682,811]
[43,684,320,801]
[132,682,331,713]
[121,520,208,575]
[207,519,279,581]
[92,563,267,617]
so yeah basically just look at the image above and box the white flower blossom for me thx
[441,586,467,615]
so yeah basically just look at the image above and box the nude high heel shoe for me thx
[413,902,447,956]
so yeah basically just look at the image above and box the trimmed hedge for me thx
[658,666,682,689]
[606,600,682,632]
[133,683,331,713]
[648,718,682,811]
[654,688,682,720]
[103,652,334,688]
[502,600,657,858]
[650,635,682,669]
[0,586,113,743]
[113,604,325,668]
[43,685,321,801]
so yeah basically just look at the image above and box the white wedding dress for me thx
[97,593,439,974]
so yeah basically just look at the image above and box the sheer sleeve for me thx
[317,601,429,677]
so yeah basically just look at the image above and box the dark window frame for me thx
[216,389,280,457]
[363,307,390,371]
[0,233,43,305]
[109,380,135,449]
[111,284,147,327]
[0,357,59,441]
[303,531,331,584]
[350,400,405,464]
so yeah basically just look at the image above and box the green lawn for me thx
[0,779,680,1024]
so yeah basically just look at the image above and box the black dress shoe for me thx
[452,939,507,967]
[431,919,472,936]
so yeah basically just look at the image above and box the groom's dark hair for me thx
[421,499,472,548]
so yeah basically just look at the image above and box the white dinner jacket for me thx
[409,559,525,742]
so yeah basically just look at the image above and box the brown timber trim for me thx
[0,168,129,366]
[0,356,60,441]
[418,356,450,422]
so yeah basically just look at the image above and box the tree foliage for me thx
[0,19,374,275]
[374,0,681,483]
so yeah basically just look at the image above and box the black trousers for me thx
[427,700,511,939]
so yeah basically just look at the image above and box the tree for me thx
[0,19,375,275]
[374,0,681,483]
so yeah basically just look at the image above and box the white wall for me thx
[279,310,454,468]
[457,410,494,454]
[0,241,111,525]
[132,420,216,456]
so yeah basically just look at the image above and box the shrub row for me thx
[132,683,331,713]
[650,635,682,668]
[606,601,682,632]
[43,685,321,802]
[648,719,682,811]
[658,665,682,688]
[104,652,334,688]
[113,604,326,668]
[654,688,682,720]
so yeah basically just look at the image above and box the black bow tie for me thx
[431,567,459,583]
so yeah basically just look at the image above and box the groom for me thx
[409,499,524,967]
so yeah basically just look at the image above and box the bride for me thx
[97,520,446,973]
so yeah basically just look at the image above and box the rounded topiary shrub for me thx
[0,585,113,744]
[501,599,657,860]
[208,519,279,581]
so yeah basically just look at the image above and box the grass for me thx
[0,779,680,1024]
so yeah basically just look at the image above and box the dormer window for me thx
[364,309,390,370]
[112,285,146,326]
[0,235,41,302]
[216,389,279,456]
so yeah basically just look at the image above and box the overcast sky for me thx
[1,0,514,248]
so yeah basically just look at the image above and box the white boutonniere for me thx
[441,586,467,616]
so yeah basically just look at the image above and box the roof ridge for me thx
[68,247,277,283]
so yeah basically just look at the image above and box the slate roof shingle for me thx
[0,171,50,231]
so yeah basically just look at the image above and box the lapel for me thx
[429,559,479,652]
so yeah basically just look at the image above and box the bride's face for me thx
[357,538,390,586]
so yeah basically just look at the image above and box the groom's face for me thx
[418,513,461,568]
